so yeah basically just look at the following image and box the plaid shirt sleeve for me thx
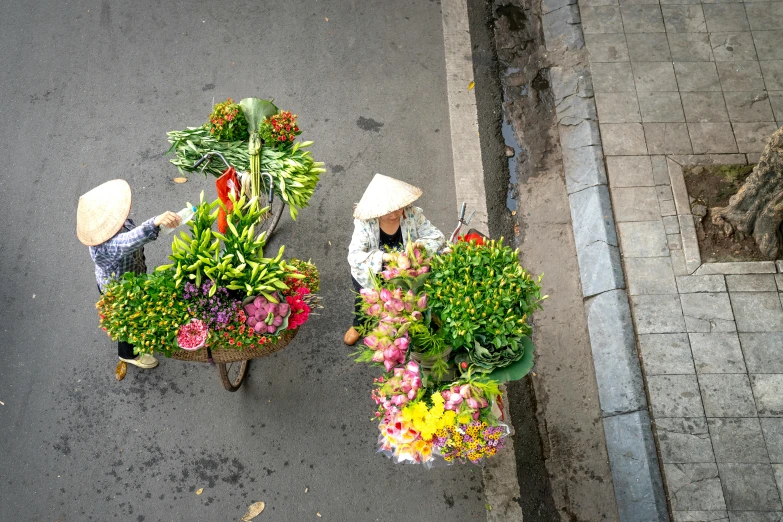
[92,218,160,269]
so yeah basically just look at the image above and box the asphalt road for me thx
[0,0,490,520]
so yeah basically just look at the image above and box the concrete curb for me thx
[543,2,670,521]
[440,1,525,520]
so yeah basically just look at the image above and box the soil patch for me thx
[683,164,772,262]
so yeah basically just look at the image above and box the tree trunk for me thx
[712,126,783,259]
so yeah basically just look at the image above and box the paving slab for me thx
[621,5,665,33]
[730,292,783,332]
[661,5,707,34]
[645,123,695,154]
[639,91,687,122]
[726,274,778,292]
[710,33,758,62]
[601,123,649,155]
[632,294,686,333]
[606,154,655,187]
[680,293,737,333]
[672,513,728,522]
[699,374,758,417]
[694,262,777,275]
[664,215,681,234]
[707,418,769,464]
[612,186,662,222]
[727,512,783,522]
[627,33,672,61]
[625,256,678,294]
[689,333,746,373]
[639,333,696,374]
[664,463,727,511]
[750,374,783,416]
[723,92,775,123]
[760,418,783,463]
[717,463,783,511]
[739,333,783,373]
[745,2,783,31]
[618,220,670,257]
[581,6,625,34]
[682,92,730,122]
[753,30,783,61]
[648,374,705,417]
[733,122,778,153]
[633,61,679,91]
[585,33,630,62]
[591,61,636,92]
[760,60,783,91]
[655,417,715,463]
[658,185,678,216]
[677,275,727,293]
[688,123,739,154]
[674,62,722,92]
[652,155,671,185]
[702,4,750,33]
[596,92,643,123]
[669,33,714,62]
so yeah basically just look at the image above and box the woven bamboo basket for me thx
[170,328,299,364]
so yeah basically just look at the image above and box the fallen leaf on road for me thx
[305,487,309,493]
[196,488,203,495]
[241,502,265,521]
[0,400,5,406]
[115,361,127,381]
[325,17,329,21]
[174,177,188,184]
[317,513,322,518]
[468,81,475,90]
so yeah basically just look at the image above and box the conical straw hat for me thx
[76,179,132,246]
[353,174,423,220]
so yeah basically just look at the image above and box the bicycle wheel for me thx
[257,191,286,243]
[217,359,249,392]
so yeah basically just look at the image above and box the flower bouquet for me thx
[166,97,325,220]
[97,192,321,360]
[354,235,544,467]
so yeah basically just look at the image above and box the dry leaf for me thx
[511,210,516,216]
[173,177,188,184]
[0,400,5,406]
[196,488,203,495]
[241,502,266,521]
[115,361,127,381]
[305,487,309,493]
[468,81,475,90]
[325,17,329,21]
[317,514,322,518]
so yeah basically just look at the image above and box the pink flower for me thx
[467,398,479,409]
[367,303,381,316]
[394,336,409,351]
[411,311,423,321]
[418,266,430,274]
[372,351,385,363]
[380,288,392,302]
[397,255,411,270]
[360,288,379,304]
[417,295,428,309]
[364,335,379,348]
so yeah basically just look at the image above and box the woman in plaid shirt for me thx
[77,179,181,369]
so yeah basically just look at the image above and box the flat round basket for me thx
[169,328,299,363]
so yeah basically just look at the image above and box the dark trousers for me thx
[98,285,136,359]
[352,276,363,328]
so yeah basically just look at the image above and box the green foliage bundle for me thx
[426,238,544,371]
[157,192,296,302]
[208,98,249,141]
[97,272,193,357]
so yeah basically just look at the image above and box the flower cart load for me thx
[97,192,320,390]
[354,235,545,467]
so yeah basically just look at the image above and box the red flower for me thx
[229,338,235,345]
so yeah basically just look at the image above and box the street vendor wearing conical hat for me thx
[345,174,446,345]
[77,179,182,369]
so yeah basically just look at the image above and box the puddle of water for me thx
[502,115,522,212]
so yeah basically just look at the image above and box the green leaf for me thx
[479,337,535,383]
[239,98,279,134]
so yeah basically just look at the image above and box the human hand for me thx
[154,211,182,228]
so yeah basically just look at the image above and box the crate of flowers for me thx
[354,235,544,466]
[96,192,320,390]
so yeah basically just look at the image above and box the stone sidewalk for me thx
[580,0,783,518]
